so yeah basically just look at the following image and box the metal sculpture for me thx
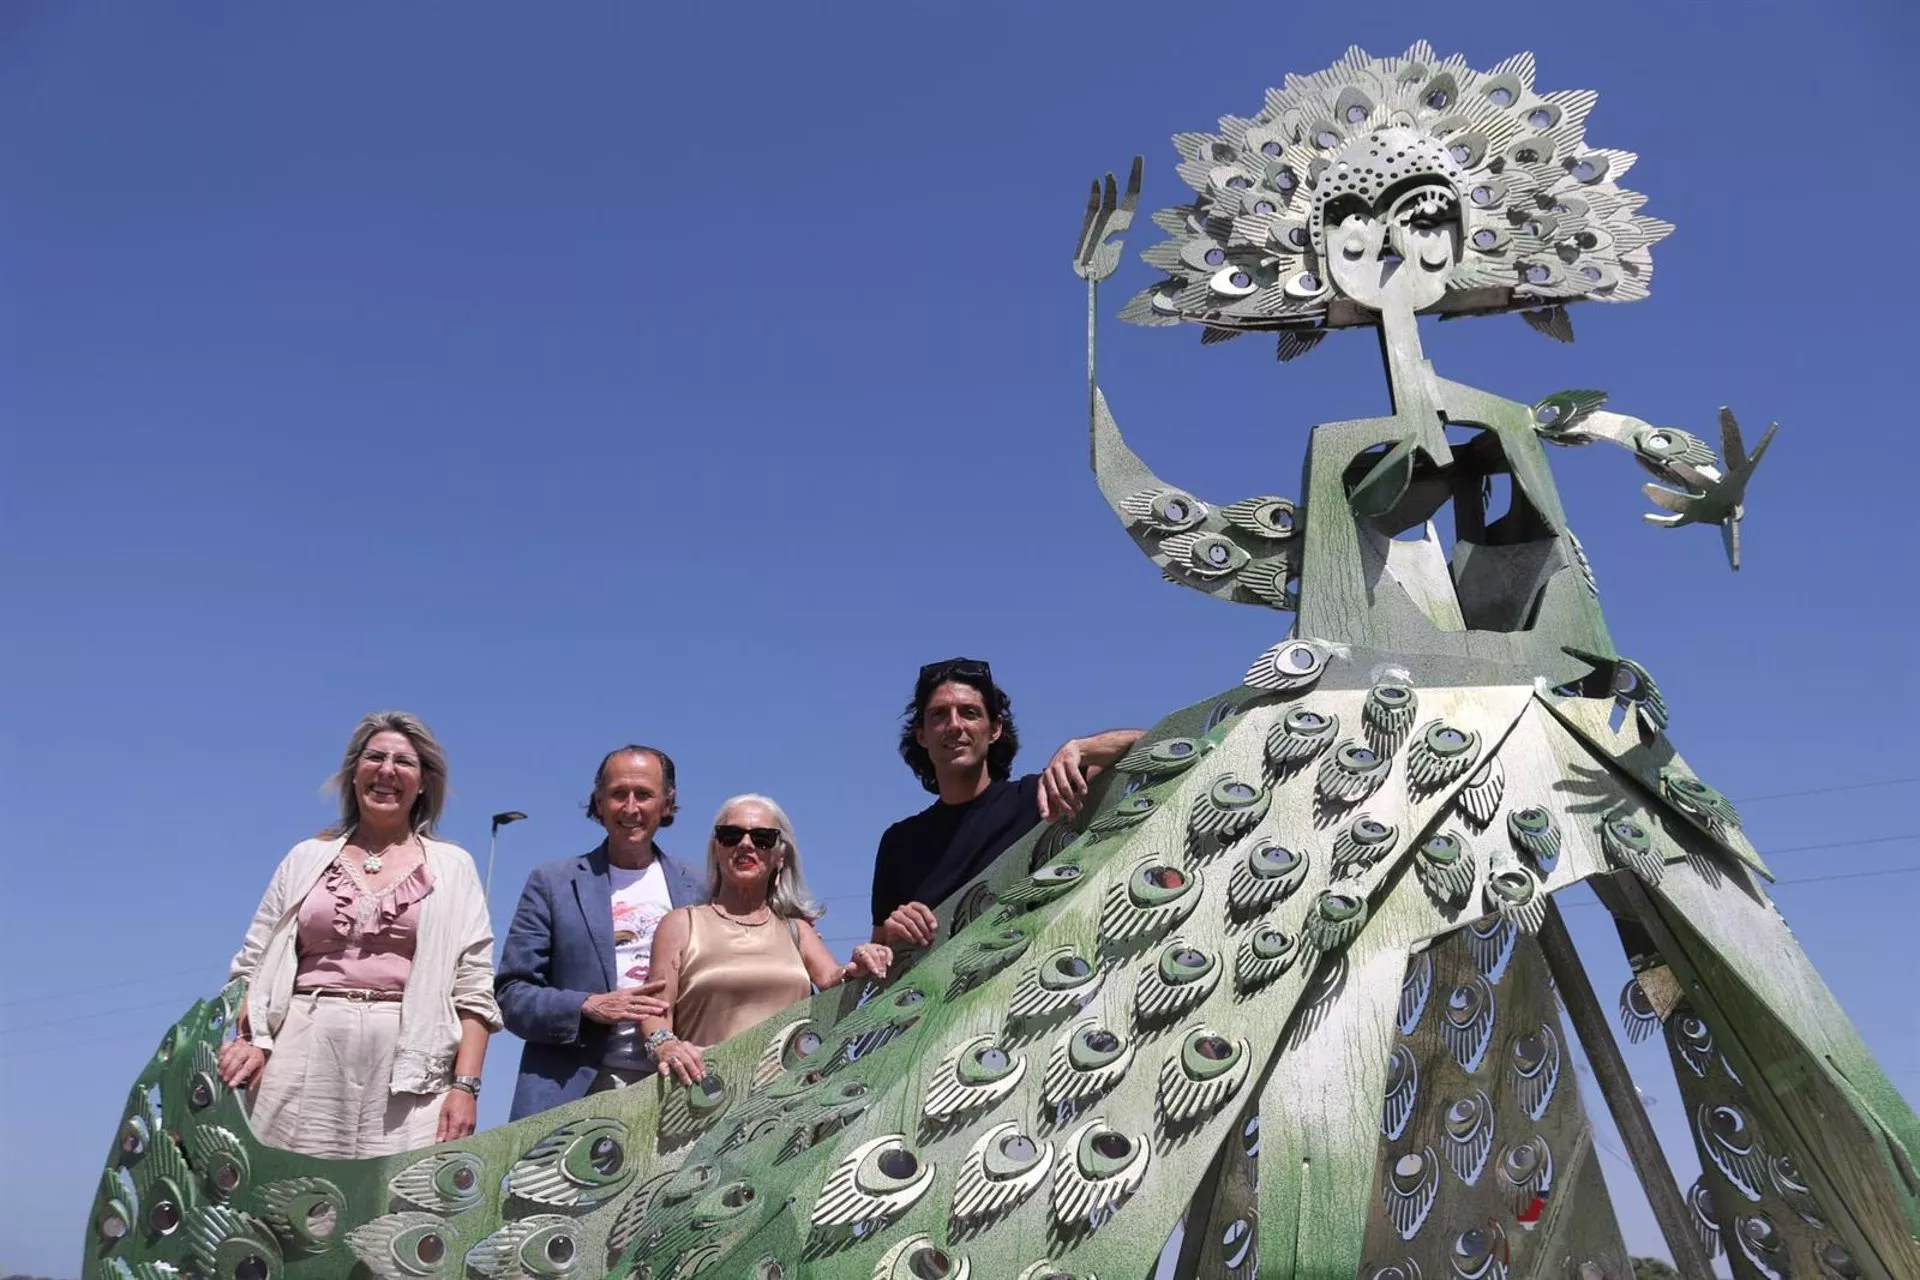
[85,45,1919,1280]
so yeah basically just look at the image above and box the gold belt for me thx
[295,987,404,1003]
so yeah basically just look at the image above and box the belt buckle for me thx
[344,988,370,1003]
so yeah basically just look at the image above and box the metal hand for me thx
[1642,406,1778,570]
[1071,156,1142,283]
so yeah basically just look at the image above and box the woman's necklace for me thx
[357,834,413,875]
[708,902,771,927]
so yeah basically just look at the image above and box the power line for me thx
[1732,776,1920,804]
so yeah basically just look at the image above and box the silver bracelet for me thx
[644,1027,679,1050]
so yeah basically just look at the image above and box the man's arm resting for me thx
[1039,727,1147,819]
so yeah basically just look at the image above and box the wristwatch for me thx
[450,1075,483,1097]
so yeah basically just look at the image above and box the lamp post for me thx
[485,810,528,902]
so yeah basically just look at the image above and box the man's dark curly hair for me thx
[899,660,1020,794]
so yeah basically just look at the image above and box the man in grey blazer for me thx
[496,745,707,1120]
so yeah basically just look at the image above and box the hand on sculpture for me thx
[1039,739,1094,820]
[1071,156,1143,284]
[436,1086,477,1142]
[655,1039,706,1087]
[880,902,938,948]
[582,981,669,1025]
[846,943,892,980]
[1642,407,1778,570]
[216,1038,269,1089]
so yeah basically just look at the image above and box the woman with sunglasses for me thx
[638,794,890,1084]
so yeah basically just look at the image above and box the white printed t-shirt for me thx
[600,860,674,1070]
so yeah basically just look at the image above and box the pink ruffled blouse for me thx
[291,858,435,992]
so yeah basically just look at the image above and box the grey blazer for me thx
[495,841,706,1120]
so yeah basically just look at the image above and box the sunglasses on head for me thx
[919,657,992,688]
[714,824,781,851]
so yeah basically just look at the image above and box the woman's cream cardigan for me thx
[229,835,503,1095]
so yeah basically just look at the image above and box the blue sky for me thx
[3,2,1915,1273]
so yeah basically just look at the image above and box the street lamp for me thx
[486,810,528,901]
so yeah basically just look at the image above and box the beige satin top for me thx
[672,905,813,1047]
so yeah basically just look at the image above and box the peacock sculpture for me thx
[85,45,1920,1280]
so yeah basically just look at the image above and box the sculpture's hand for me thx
[1642,407,1777,570]
[1071,156,1142,284]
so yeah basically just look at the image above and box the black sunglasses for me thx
[714,824,781,851]
[919,657,993,687]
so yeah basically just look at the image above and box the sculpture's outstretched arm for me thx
[1073,161,1301,612]
[1531,391,1778,570]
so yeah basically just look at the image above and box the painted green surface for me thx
[84,42,1911,1280]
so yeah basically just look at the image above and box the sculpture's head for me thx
[1123,45,1673,355]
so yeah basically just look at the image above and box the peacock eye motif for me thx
[1135,941,1222,1026]
[92,1171,134,1246]
[1399,950,1434,1035]
[507,1117,635,1208]
[1366,1261,1422,1280]
[188,1042,227,1114]
[258,1177,347,1254]
[1187,774,1271,854]
[1266,707,1339,772]
[1505,806,1561,873]
[872,1235,972,1280]
[1413,830,1476,907]
[1484,866,1546,935]
[1331,815,1399,879]
[1600,809,1663,884]
[950,923,1035,988]
[1814,1240,1860,1279]
[466,1215,583,1280]
[188,1126,249,1201]
[1448,1222,1508,1280]
[345,1212,462,1280]
[752,1019,824,1087]
[1407,721,1480,792]
[1441,1091,1497,1186]
[1301,889,1369,957]
[1235,924,1300,991]
[1697,1104,1765,1200]
[1769,1152,1826,1228]
[1016,1266,1088,1280]
[1051,1121,1151,1228]
[1464,914,1516,979]
[922,1035,1027,1121]
[1509,1024,1561,1121]
[950,1122,1054,1223]
[1120,487,1209,533]
[182,1205,284,1280]
[812,1135,936,1231]
[1158,1028,1251,1125]
[996,862,1089,915]
[1009,947,1105,1023]
[1239,558,1301,611]
[1222,495,1299,539]
[1113,736,1205,780]
[1100,861,1199,949]
[1363,680,1418,754]
[1685,1179,1721,1259]
[1532,388,1609,437]
[1043,1021,1137,1109]
[1455,757,1506,831]
[1243,638,1326,692]
[1316,739,1392,803]
[1087,793,1159,840]
[1382,1149,1440,1239]
[1632,424,1717,470]
[387,1150,484,1215]
[1733,1213,1788,1279]
[1162,531,1251,580]
[1442,975,1498,1072]
[1227,841,1310,917]
[1659,767,1741,836]
[1672,1010,1715,1079]
[1382,1044,1418,1140]
[1617,978,1661,1044]
[1495,1136,1554,1219]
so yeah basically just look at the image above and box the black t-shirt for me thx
[870,774,1042,927]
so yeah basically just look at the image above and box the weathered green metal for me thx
[84,44,1915,1280]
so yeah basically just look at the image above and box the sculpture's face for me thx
[1318,128,1463,313]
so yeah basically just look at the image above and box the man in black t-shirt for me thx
[870,658,1144,948]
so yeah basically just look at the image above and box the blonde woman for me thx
[639,795,891,1084]
[216,712,501,1156]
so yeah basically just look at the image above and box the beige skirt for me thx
[247,994,444,1158]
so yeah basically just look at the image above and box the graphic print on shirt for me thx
[602,860,675,1069]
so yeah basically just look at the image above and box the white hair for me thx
[705,793,824,922]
